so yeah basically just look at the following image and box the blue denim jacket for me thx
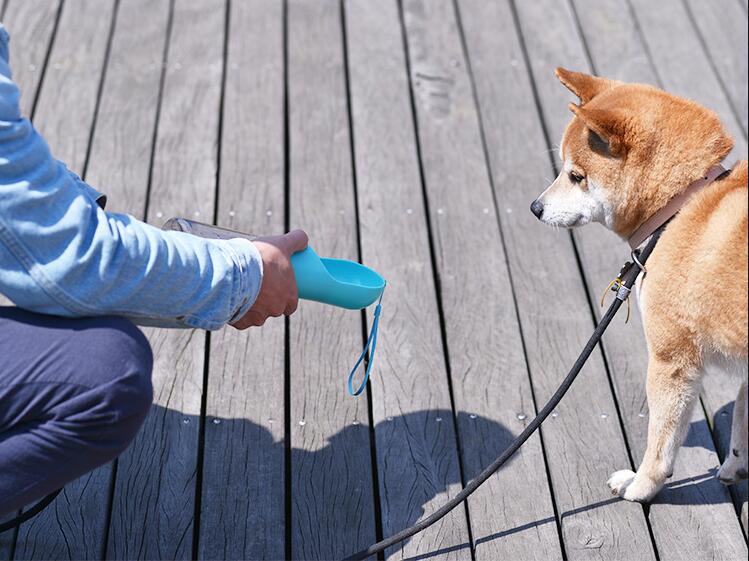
[0,25,263,330]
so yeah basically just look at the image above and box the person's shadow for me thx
[10,407,743,561]
[193,408,742,560]
[198,408,521,560]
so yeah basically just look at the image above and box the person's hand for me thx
[231,229,309,329]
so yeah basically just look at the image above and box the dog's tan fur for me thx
[533,68,748,502]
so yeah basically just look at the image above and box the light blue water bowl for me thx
[291,247,385,310]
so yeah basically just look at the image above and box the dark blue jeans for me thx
[0,307,153,516]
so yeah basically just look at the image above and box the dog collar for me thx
[628,164,727,249]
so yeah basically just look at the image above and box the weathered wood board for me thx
[627,0,747,159]
[459,0,656,558]
[2,0,61,119]
[287,1,377,558]
[30,0,115,175]
[683,0,748,136]
[0,515,13,561]
[198,0,286,559]
[87,0,171,218]
[105,1,224,558]
[348,0,557,559]
[349,0,560,559]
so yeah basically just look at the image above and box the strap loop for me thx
[347,286,385,396]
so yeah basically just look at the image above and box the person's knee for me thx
[86,317,154,452]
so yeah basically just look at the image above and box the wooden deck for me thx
[1,0,747,559]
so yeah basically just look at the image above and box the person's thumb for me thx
[284,229,309,255]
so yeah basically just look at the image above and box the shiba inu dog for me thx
[531,68,748,503]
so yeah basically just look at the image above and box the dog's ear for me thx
[568,103,627,157]
[556,68,617,105]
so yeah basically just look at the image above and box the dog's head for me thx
[531,68,733,238]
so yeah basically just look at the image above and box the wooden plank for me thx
[9,2,118,560]
[683,0,748,136]
[286,1,377,558]
[0,516,14,561]
[105,1,225,558]
[346,0,560,559]
[30,0,115,175]
[87,0,170,216]
[67,0,170,556]
[454,0,658,558]
[197,1,286,559]
[627,0,748,159]
[517,0,748,555]
[2,0,61,119]
[701,371,749,537]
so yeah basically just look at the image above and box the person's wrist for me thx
[221,237,264,324]
[230,230,307,329]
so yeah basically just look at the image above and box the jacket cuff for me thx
[222,237,264,324]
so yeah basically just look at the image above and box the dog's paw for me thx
[718,458,748,485]
[607,470,636,496]
[607,470,659,503]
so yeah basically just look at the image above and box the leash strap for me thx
[342,232,663,560]
[347,285,385,396]
[0,488,62,534]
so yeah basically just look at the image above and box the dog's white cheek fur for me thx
[588,178,617,229]
[537,162,615,229]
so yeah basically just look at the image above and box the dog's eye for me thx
[568,171,585,184]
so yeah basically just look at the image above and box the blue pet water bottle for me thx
[162,218,385,395]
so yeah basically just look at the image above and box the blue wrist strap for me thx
[347,286,385,396]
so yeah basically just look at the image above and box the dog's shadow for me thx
[680,407,748,509]
[24,406,742,560]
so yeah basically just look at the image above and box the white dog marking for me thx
[535,159,615,229]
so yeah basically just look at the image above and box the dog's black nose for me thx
[530,199,544,219]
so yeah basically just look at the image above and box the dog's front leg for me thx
[717,380,748,484]
[608,356,700,502]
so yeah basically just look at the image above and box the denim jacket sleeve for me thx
[0,25,263,330]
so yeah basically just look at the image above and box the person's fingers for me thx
[232,317,252,330]
[242,310,267,327]
[284,297,299,316]
[269,303,286,317]
[284,229,309,254]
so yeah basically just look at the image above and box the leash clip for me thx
[600,275,631,323]
[631,249,647,274]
